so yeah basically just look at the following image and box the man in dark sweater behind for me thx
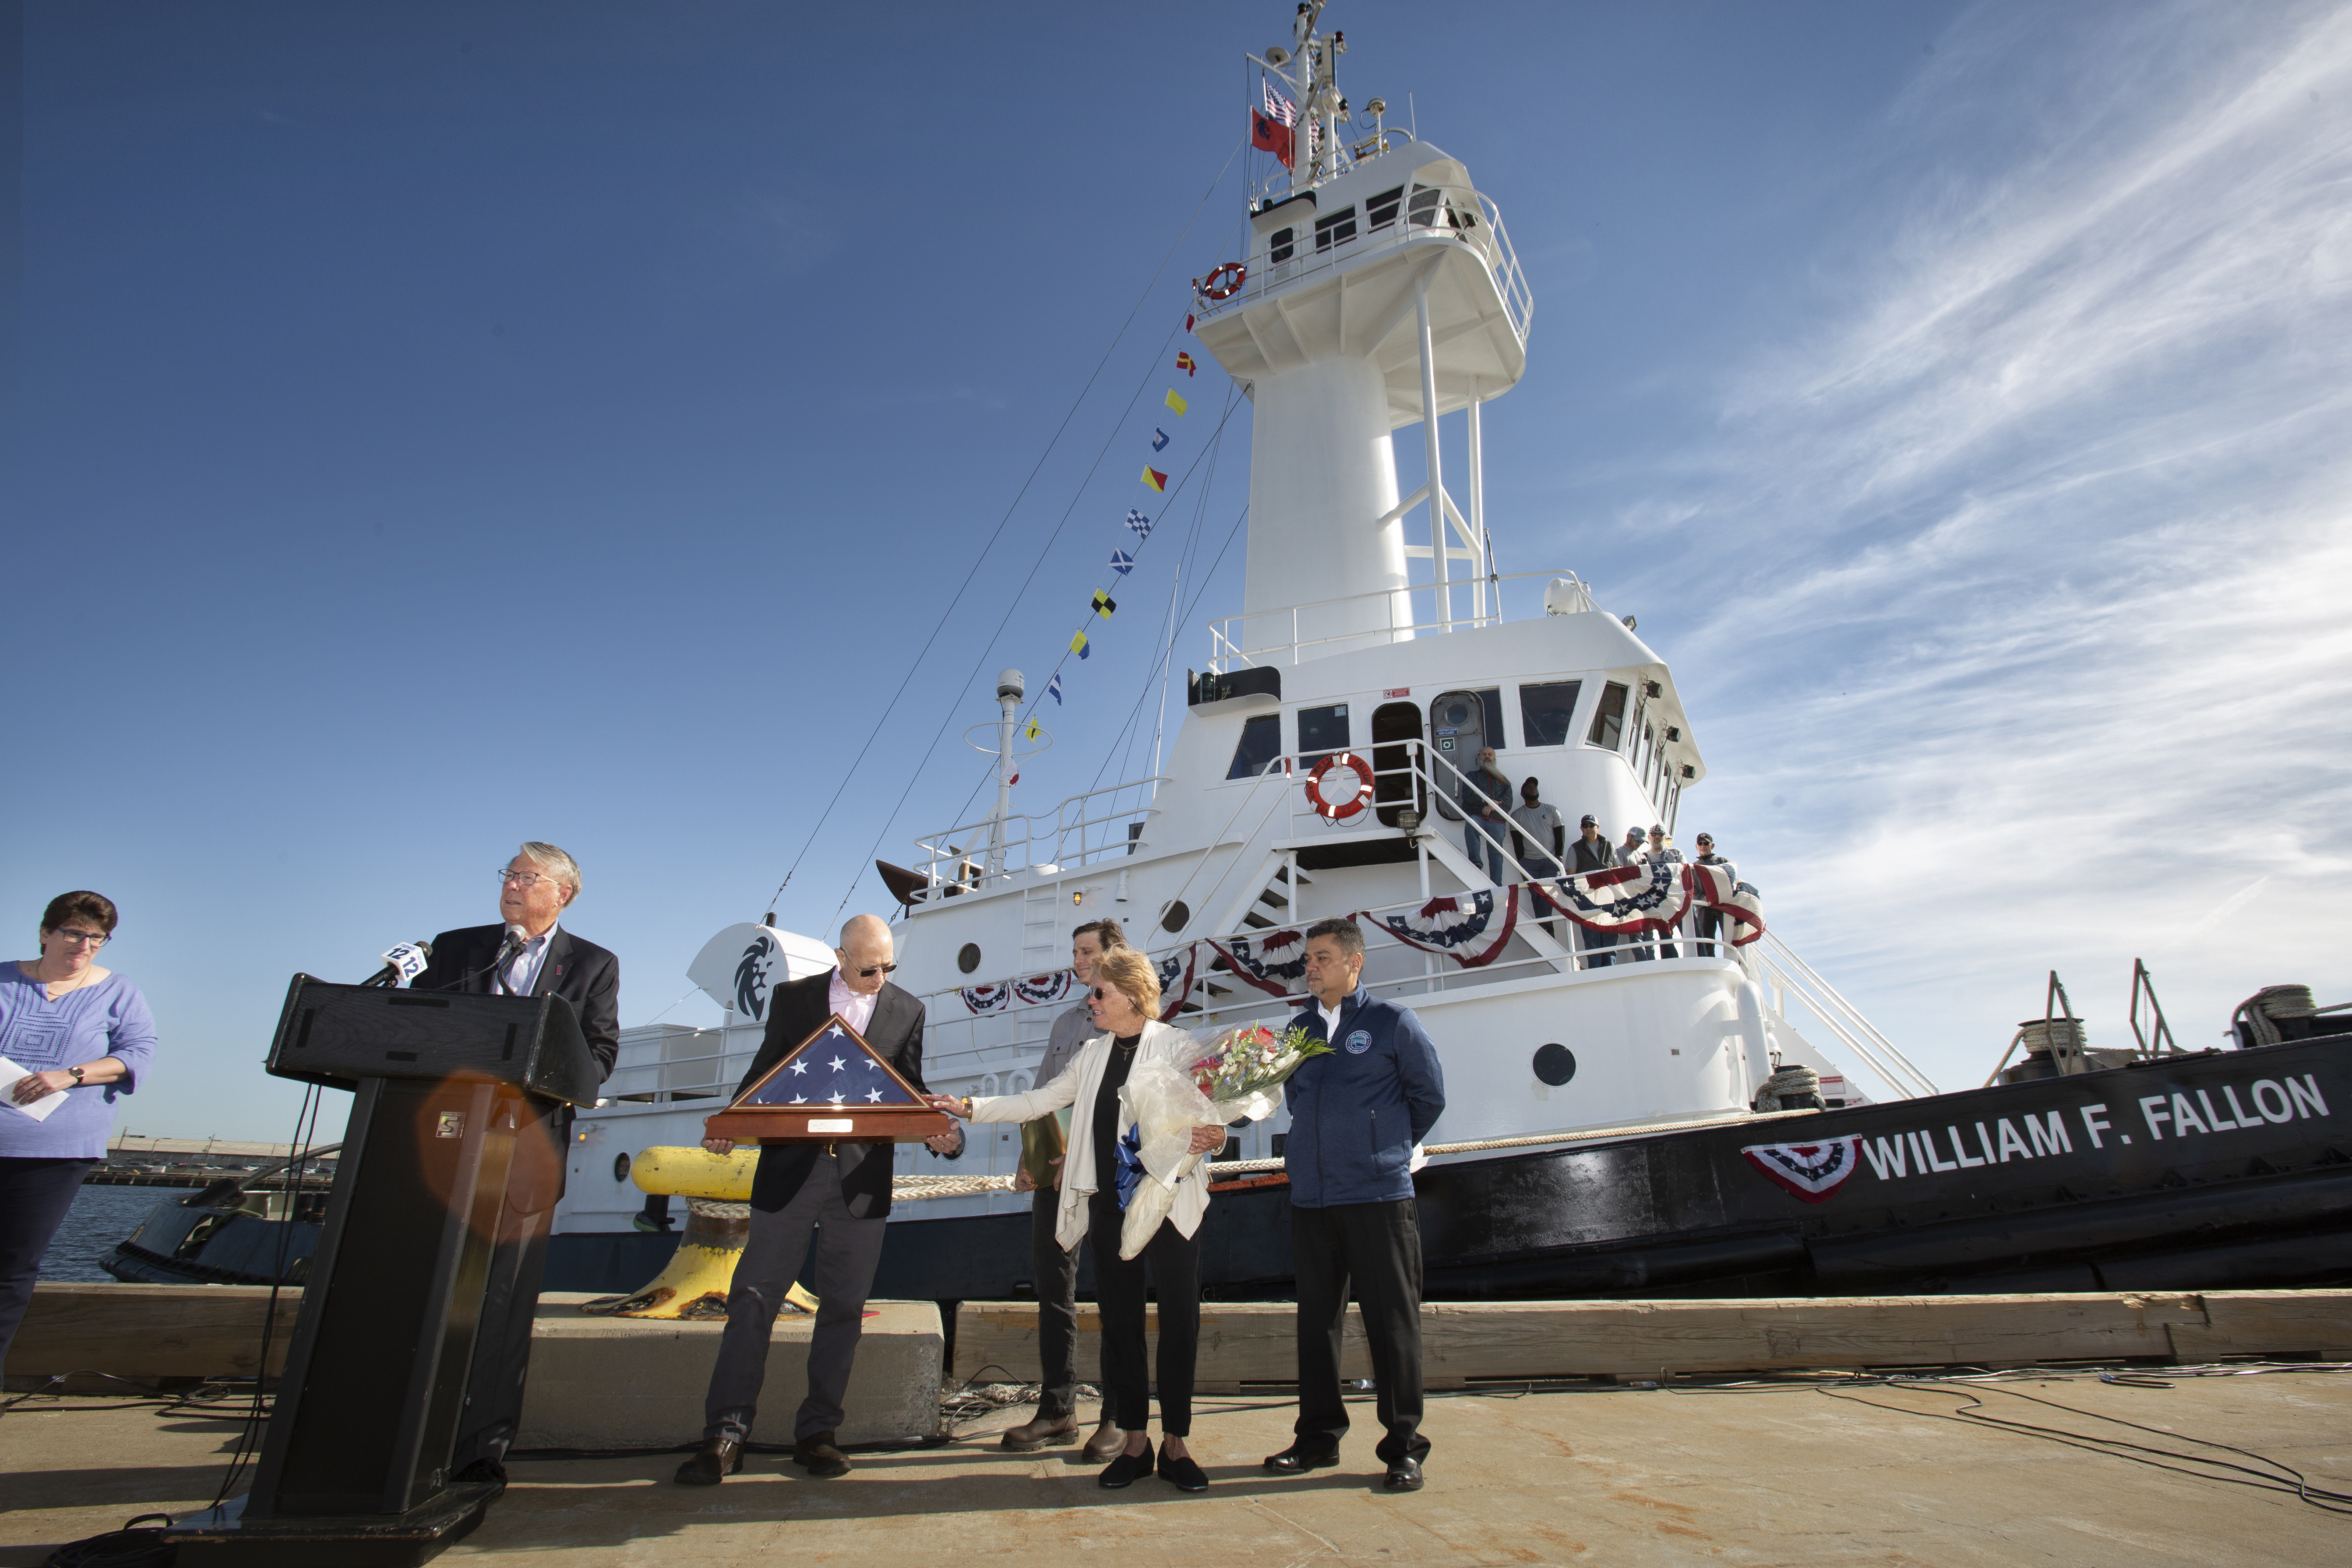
[1262,917,1446,1493]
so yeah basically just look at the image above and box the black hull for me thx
[110,1038,2350,1300]
[869,1035,2352,1302]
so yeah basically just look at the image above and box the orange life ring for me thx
[1304,752,1376,821]
[1200,261,1247,302]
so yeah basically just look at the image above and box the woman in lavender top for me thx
[1,891,159,1374]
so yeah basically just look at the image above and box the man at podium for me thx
[412,841,620,1482]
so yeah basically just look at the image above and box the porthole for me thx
[1533,1043,1576,1087]
[957,942,981,974]
[1161,900,1191,934]
[612,1152,632,1182]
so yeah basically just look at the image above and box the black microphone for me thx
[359,941,434,988]
[429,927,528,992]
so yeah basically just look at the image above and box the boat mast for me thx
[984,668,1022,878]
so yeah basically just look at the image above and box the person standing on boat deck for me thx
[1266,918,1446,1494]
[1569,814,1619,969]
[999,917,1128,1462]
[677,913,963,1485]
[929,949,1258,1493]
[1692,834,1737,957]
[1459,747,1513,882]
[1647,827,1684,959]
[1509,779,1566,937]
[411,842,620,1484]
[0,892,157,1380]
[1618,827,1654,959]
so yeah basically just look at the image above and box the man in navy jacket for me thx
[1263,917,1446,1492]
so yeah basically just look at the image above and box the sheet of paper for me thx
[0,1055,69,1122]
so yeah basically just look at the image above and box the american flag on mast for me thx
[1262,79,1298,127]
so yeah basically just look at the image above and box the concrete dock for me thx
[4,1366,2347,1565]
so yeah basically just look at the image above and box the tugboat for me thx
[515,1,2347,1300]
[100,1145,337,1286]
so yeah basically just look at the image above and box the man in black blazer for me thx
[675,913,962,1484]
[411,841,619,1483]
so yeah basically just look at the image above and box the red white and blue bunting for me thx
[1364,888,1520,968]
[1741,1136,1863,1202]
[950,868,1764,1017]
[1012,970,1075,1007]
[1208,928,1311,998]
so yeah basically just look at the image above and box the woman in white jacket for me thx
[930,949,1256,1493]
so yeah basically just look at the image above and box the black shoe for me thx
[1098,1439,1154,1489]
[1263,1443,1340,1475]
[1383,1456,1424,1492]
[450,1456,507,1487]
[793,1431,850,1479]
[1157,1449,1209,1492]
[673,1438,744,1485]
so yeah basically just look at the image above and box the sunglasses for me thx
[852,963,897,977]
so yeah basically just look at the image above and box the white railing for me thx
[1748,931,1939,1102]
[1195,182,1534,347]
[908,774,1169,900]
[1208,568,1585,672]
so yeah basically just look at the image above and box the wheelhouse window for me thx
[1315,206,1358,251]
[1269,226,1295,265]
[1365,185,1405,229]
[1408,185,1476,233]
[1586,682,1629,750]
[1518,680,1583,747]
[1227,714,1284,779]
[1297,703,1350,767]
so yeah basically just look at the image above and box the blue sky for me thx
[6,0,2347,1142]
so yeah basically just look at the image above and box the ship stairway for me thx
[1019,884,1062,964]
[1747,930,1938,1101]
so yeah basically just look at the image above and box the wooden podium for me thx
[703,1011,956,1144]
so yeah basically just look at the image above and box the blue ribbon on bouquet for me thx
[1113,1123,1145,1209]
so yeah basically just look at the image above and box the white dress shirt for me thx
[828,968,879,1034]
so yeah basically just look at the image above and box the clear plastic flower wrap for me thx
[1111,1023,1321,1258]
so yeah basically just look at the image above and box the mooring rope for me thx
[882,1107,1825,1202]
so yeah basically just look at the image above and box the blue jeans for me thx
[1465,823,1506,881]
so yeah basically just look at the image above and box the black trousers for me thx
[1031,1189,1082,1420]
[704,1159,888,1443]
[1695,908,1724,957]
[0,1158,95,1376]
[1291,1198,1429,1464]
[1087,1190,1198,1436]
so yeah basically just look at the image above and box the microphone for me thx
[428,926,529,992]
[359,941,434,988]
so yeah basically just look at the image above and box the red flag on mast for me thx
[1251,109,1294,169]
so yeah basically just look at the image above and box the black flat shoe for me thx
[1157,1450,1209,1492]
[673,1438,744,1485]
[1383,1456,1424,1492]
[1098,1439,1155,1489]
[1263,1443,1340,1475]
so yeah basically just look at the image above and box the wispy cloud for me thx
[1595,0,2352,1091]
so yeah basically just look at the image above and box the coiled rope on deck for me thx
[883,1107,1826,1202]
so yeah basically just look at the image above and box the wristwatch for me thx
[69,1066,85,1084]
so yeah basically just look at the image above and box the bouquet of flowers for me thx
[1112,1022,1329,1259]
[1185,1021,1331,1110]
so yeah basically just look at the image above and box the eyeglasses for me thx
[848,962,897,977]
[497,869,564,890]
[1090,986,1120,1001]
[49,929,109,948]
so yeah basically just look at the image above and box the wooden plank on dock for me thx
[953,1291,2352,1385]
[9,1284,302,1385]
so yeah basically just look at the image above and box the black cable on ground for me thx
[39,1514,175,1568]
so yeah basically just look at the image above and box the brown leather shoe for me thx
[1081,1418,1125,1464]
[1000,1413,1082,1452]
[793,1431,851,1479]
[673,1437,744,1485]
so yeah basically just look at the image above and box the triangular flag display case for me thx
[704,1012,956,1144]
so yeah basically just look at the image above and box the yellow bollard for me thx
[582,1145,817,1319]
